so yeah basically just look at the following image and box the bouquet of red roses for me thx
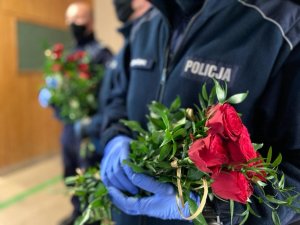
[121,80,299,225]
[42,43,103,123]
[67,80,299,225]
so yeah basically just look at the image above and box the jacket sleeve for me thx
[99,43,133,151]
[95,47,113,66]
[80,114,102,139]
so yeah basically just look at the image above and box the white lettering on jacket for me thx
[184,59,232,82]
[130,58,148,67]
[109,60,118,69]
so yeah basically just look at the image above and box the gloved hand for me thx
[100,135,138,195]
[108,170,197,220]
[74,117,91,138]
[45,75,62,89]
[38,88,52,108]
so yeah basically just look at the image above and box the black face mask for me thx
[175,0,204,15]
[113,0,133,23]
[70,23,87,43]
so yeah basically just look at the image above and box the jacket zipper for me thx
[156,0,208,103]
[157,48,170,102]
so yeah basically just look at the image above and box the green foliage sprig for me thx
[65,167,113,225]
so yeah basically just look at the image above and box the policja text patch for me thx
[130,58,155,70]
[182,57,239,84]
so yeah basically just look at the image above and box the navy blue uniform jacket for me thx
[81,24,132,144]
[101,1,300,224]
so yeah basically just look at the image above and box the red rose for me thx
[52,63,62,72]
[79,63,89,72]
[206,103,243,141]
[227,126,257,163]
[75,50,86,59]
[52,43,64,59]
[67,54,76,62]
[79,72,90,79]
[188,133,229,173]
[211,171,253,204]
[53,43,64,52]
[66,51,86,62]
[72,51,86,61]
[206,104,223,133]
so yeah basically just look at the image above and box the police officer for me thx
[62,2,113,224]
[73,0,153,164]
[61,2,112,225]
[73,0,152,224]
[39,2,112,225]
[72,0,137,168]
[100,0,300,225]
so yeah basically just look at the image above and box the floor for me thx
[0,154,72,225]
[1,155,299,225]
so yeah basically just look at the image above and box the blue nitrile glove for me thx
[38,88,52,108]
[45,75,61,89]
[100,135,138,195]
[74,117,91,139]
[108,170,197,220]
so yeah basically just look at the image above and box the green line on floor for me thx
[0,175,62,211]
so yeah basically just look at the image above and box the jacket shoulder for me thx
[129,7,161,43]
[238,0,300,49]
[85,41,113,64]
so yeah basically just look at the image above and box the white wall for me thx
[93,0,124,53]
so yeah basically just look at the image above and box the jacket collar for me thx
[150,0,186,27]
[118,20,134,39]
[150,0,236,25]
[118,7,155,39]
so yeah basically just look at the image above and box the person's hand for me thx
[74,117,91,138]
[45,75,61,89]
[38,88,52,108]
[100,135,138,195]
[108,171,197,220]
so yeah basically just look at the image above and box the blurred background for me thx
[0,0,122,224]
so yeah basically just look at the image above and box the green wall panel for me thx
[17,20,73,72]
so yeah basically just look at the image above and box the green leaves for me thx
[227,92,248,104]
[212,79,249,105]
[197,79,249,108]
[170,96,181,111]
[214,79,227,103]
[253,143,264,151]
[230,200,234,225]
[120,120,146,134]
[201,83,208,101]
[123,160,145,173]
[187,167,205,181]
[65,167,112,225]
[187,194,208,225]
[266,195,288,205]
[267,147,273,164]
[159,143,173,161]
[239,203,261,225]
[272,210,281,225]
[272,154,282,167]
